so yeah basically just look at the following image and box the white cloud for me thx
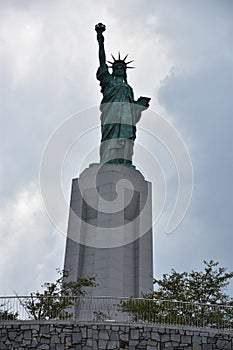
[0,7,43,85]
[0,183,65,294]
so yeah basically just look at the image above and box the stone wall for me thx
[0,321,232,349]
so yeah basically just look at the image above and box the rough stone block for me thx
[158,327,166,334]
[202,344,213,350]
[193,335,201,344]
[99,339,107,349]
[21,325,30,330]
[87,328,92,338]
[51,334,60,344]
[8,331,17,340]
[147,339,158,347]
[86,339,93,347]
[147,345,158,350]
[22,339,31,346]
[120,333,129,341]
[48,345,56,350]
[65,335,72,346]
[170,334,180,342]
[24,330,32,340]
[216,339,231,349]
[110,331,119,341]
[130,329,139,340]
[138,340,147,347]
[92,330,99,340]
[99,330,110,340]
[40,325,50,334]
[192,344,202,350]
[202,336,207,344]
[74,345,82,350]
[0,343,7,350]
[161,334,170,342]
[38,344,50,350]
[142,331,150,339]
[81,327,87,338]
[186,330,194,335]
[151,332,160,341]
[92,339,98,350]
[55,326,62,333]
[107,340,118,349]
[164,341,173,347]
[181,335,191,344]
[40,336,50,344]
[56,344,65,350]
[31,337,38,346]
[172,342,181,348]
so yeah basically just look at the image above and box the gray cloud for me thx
[0,0,233,295]
[156,12,233,289]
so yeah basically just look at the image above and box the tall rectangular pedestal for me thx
[63,164,153,297]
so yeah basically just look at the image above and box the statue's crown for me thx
[108,52,135,70]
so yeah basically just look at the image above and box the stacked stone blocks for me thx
[0,322,232,349]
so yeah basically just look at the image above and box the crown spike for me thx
[118,51,121,60]
[123,54,129,61]
[111,54,116,61]
[127,66,135,69]
[126,60,134,65]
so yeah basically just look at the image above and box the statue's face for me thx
[113,64,125,77]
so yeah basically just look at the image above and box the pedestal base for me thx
[63,164,153,297]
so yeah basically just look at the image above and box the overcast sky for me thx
[0,0,233,296]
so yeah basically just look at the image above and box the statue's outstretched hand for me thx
[136,96,151,110]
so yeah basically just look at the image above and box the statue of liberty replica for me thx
[95,23,150,166]
[63,23,153,303]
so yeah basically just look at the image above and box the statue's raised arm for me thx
[95,23,106,66]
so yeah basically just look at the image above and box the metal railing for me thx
[0,296,232,329]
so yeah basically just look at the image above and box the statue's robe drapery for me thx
[97,64,141,165]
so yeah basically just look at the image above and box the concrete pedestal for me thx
[63,164,153,297]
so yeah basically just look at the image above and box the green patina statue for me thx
[95,23,150,166]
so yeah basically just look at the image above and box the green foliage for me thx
[22,269,96,320]
[121,261,233,328]
[151,260,233,304]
